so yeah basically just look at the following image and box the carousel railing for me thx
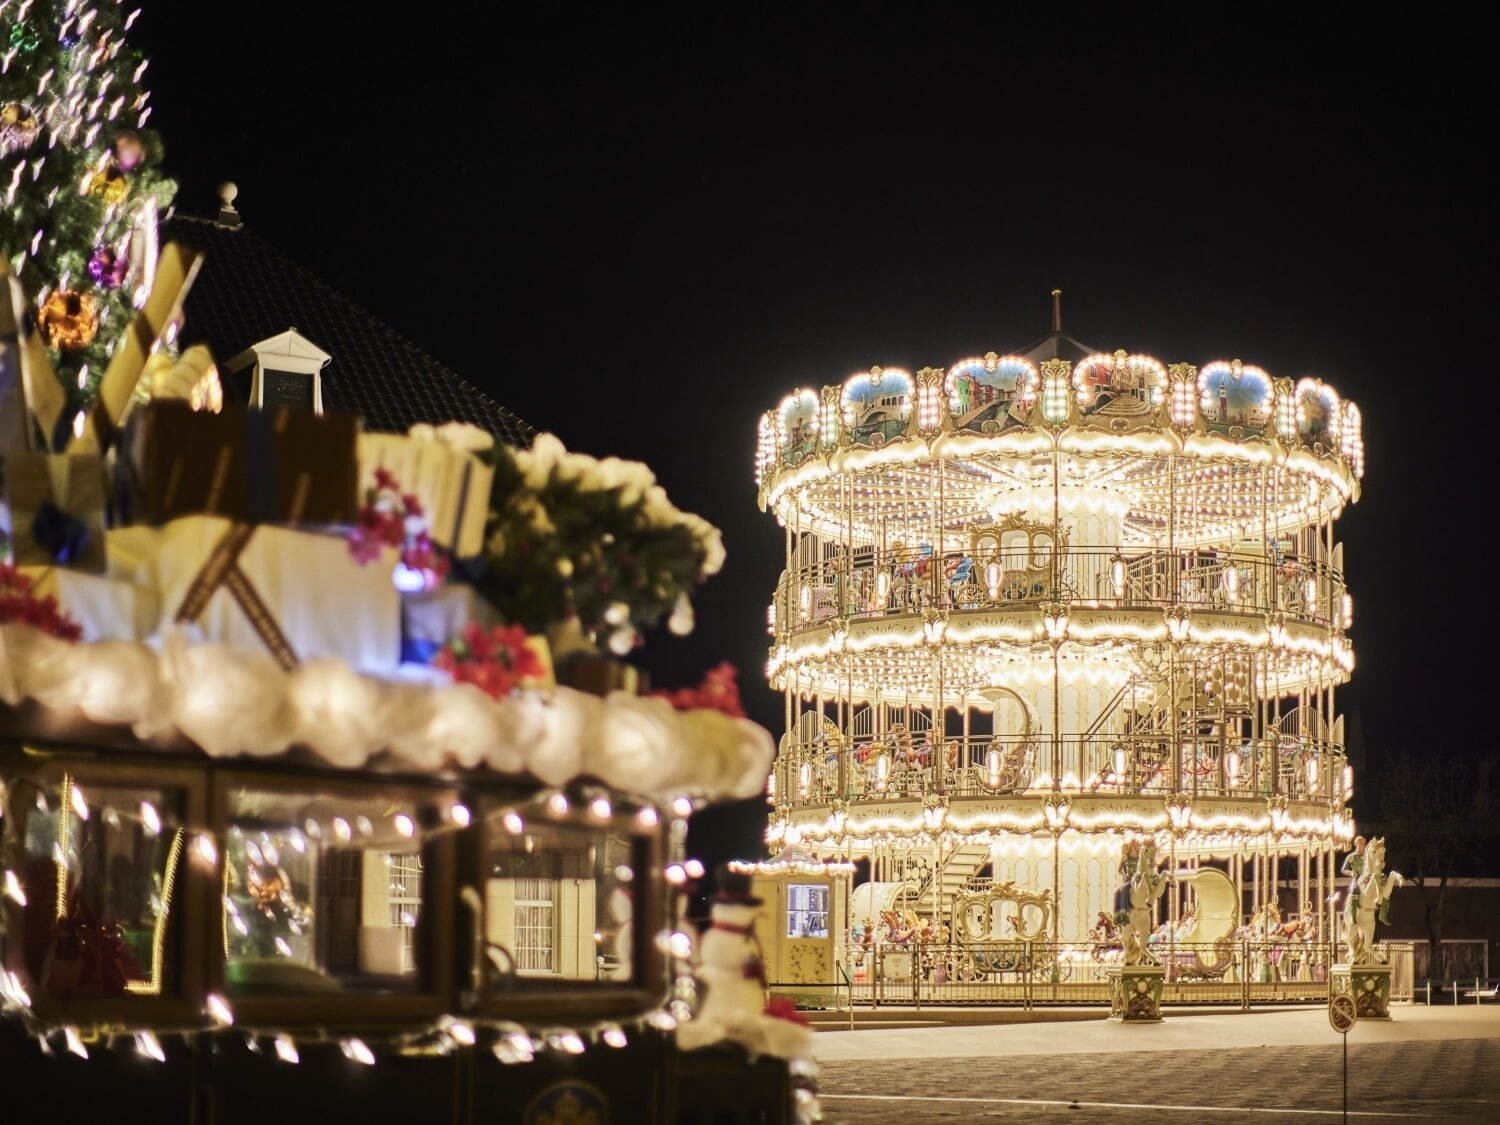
[775,733,1347,807]
[834,939,1341,1009]
[773,545,1346,637]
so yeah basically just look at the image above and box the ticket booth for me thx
[731,850,852,990]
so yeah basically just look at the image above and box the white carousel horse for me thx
[1119,839,1173,965]
[1343,836,1402,966]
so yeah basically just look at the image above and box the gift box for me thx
[1,450,108,572]
[18,563,159,642]
[2,259,66,453]
[118,399,360,528]
[402,579,557,690]
[400,581,503,664]
[359,429,494,559]
[150,515,401,674]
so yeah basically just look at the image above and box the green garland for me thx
[1,1,177,431]
[471,435,722,644]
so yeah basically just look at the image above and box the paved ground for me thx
[810,1005,1500,1123]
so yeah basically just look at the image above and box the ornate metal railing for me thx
[774,733,1347,807]
[772,545,1346,637]
[831,939,1342,1008]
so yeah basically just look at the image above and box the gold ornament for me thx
[83,165,130,206]
[246,864,288,910]
[0,101,39,156]
[36,289,100,352]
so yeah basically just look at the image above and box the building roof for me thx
[161,210,535,446]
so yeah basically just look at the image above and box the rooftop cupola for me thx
[227,327,330,413]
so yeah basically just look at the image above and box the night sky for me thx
[131,10,1494,873]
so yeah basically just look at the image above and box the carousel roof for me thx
[162,209,535,446]
[1016,329,1101,366]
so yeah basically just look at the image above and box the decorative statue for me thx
[1119,838,1173,965]
[1340,835,1367,885]
[1342,835,1402,965]
[677,866,812,1061]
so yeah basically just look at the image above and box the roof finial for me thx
[1050,289,1062,334]
[215,181,242,229]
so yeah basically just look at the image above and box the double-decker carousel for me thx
[752,302,1364,1004]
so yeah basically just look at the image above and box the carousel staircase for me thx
[934,842,993,923]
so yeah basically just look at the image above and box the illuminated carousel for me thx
[752,296,1365,1011]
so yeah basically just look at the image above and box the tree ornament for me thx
[36,289,100,352]
[668,592,695,636]
[87,245,129,289]
[111,130,146,172]
[6,21,41,53]
[84,165,130,206]
[0,101,39,157]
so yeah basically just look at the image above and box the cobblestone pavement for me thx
[814,1028,1500,1123]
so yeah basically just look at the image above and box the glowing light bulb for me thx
[341,1038,376,1066]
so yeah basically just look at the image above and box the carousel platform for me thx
[811,1002,1500,1057]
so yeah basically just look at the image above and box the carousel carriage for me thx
[1152,867,1239,981]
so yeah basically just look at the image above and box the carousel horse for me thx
[1343,836,1402,965]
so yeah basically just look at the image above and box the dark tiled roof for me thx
[161,213,535,447]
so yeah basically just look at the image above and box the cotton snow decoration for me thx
[0,623,768,804]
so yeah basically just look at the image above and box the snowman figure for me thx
[678,866,815,1062]
[678,866,770,1051]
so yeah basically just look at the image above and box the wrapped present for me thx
[41,893,143,1000]
[1,258,65,453]
[1,451,108,572]
[400,581,503,664]
[67,241,203,455]
[358,424,494,559]
[18,564,159,642]
[150,515,401,675]
[118,399,360,528]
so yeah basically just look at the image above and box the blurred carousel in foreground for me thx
[750,296,1395,1015]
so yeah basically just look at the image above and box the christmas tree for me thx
[0,0,176,443]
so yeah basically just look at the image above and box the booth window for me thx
[222,786,428,997]
[786,883,829,939]
[16,774,184,1001]
[484,817,638,986]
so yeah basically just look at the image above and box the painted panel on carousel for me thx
[778,389,820,466]
[945,353,1039,434]
[1198,360,1273,438]
[1295,378,1341,453]
[1072,351,1167,422]
[841,367,913,447]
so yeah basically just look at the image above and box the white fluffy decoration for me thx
[0,623,773,803]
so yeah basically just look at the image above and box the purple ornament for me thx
[112,130,146,172]
[87,246,129,290]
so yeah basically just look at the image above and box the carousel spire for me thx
[1051,288,1063,333]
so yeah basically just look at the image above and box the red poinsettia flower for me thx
[0,565,83,641]
[650,662,746,718]
[433,623,545,699]
[348,468,451,581]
